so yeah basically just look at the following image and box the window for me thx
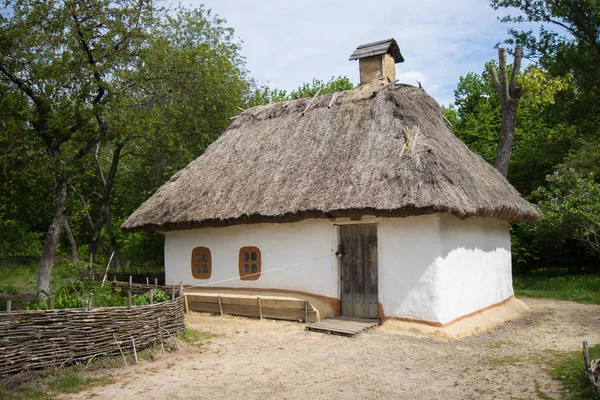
[239,246,261,280]
[191,247,212,279]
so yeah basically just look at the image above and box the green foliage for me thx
[26,279,170,310]
[513,274,600,304]
[451,61,576,194]
[119,232,165,266]
[246,75,354,106]
[491,0,600,176]
[518,169,600,272]
[0,1,256,271]
[515,67,572,110]
[0,216,43,256]
[549,343,600,400]
[452,68,501,164]
[288,76,354,99]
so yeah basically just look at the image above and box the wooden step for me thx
[306,317,379,337]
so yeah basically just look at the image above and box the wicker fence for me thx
[0,287,185,375]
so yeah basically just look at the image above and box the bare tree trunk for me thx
[90,142,124,265]
[488,47,523,177]
[495,101,518,176]
[70,185,109,263]
[37,176,68,301]
[63,217,79,263]
[106,209,121,270]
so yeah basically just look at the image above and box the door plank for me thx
[339,223,378,319]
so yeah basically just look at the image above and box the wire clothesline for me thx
[183,253,335,290]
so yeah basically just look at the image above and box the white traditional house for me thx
[122,39,539,326]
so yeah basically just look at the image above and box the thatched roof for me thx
[122,82,540,233]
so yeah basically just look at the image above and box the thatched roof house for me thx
[123,39,538,327]
[122,83,538,232]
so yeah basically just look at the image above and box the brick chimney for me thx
[349,39,404,84]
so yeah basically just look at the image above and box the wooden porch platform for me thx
[306,317,379,337]
[185,293,318,322]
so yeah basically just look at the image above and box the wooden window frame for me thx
[239,246,261,280]
[191,247,212,279]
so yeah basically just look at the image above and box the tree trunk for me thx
[37,176,68,301]
[495,101,518,176]
[105,208,121,270]
[488,47,523,178]
[90,142,124,264]
[63,217,79,263]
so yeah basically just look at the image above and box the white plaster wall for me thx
[436,214,513,324]
[165,214,512,324]
[378,215,444,322]
[164,219,339,299]
[379,214,512,324]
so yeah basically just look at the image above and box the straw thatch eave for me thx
[122,82,540,233]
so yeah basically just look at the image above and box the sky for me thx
[187,0,523,106]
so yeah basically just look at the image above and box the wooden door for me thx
[339,224,378,319]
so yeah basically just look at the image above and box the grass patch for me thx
[513,274,600,304]
[0,370,114,400]
[47,373,113,393]
[179,328,222,348]
[485,354,524,367]
[548,344,600,400]
[0,385,48,400]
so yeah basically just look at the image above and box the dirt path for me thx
[63,298,600,400]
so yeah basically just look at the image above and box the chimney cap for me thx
[349,38,404,63]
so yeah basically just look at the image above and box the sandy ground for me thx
[61,297,600,400]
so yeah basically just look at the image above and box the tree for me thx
[91,5,250,267]
[490,0,600,61]
[451,68,503,165]
[518,168,600,273]
[452,61,575,195]
[246,76,354,107]
[491,0,600,175]
[0,0,156,299]
[488,47,523,177]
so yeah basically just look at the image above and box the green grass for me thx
[47,373,113,393]
[0,369,114,400]
[0,385,47,400]
[179,328,222,348]
[549,344,600,399]
[513,274,600,304]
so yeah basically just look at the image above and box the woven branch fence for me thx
[0,288,185,375]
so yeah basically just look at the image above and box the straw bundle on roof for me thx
[122,82,539,232]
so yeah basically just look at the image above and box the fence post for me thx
[171,282,175,303]
[154,278,158,289]
[129,275,132,290]
[146,277,149,285]
[6,300,11,313]
[158,317,164,352]
[304,301,308,323]
[218,295,223,316]
[258,297,262,320]
[149,289,154,305]
[87,293,94,311]
[127,291,132,310]
[178,282,183,297]
[131,338,138,363]
[50,296,55,310]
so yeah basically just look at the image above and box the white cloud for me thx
[188,0,533,106]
